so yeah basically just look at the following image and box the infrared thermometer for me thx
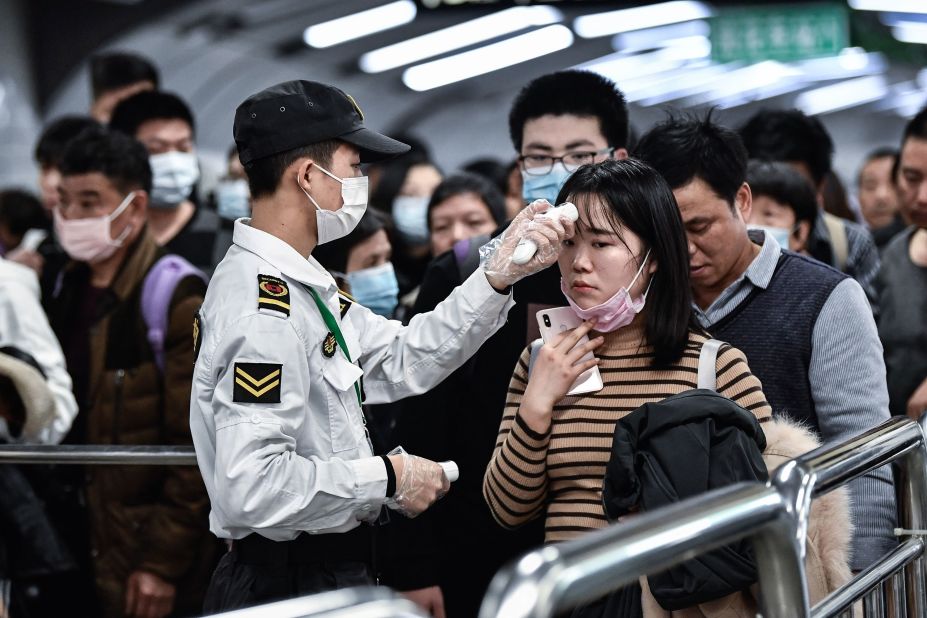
[512,202,579,264]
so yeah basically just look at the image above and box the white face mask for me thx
[747,224,791,250]
[54,191,136,263]
[149,151,200,207]
[297,164,368,245]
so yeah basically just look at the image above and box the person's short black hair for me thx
[738,109,834,187]
[461,158,509,196]
[312,208,391,274]
[427,172,507,228]
[90,51,159,99]
[243,140,339,199]
[746,160,818,228]
[508,70,629,153]
[369,148,438,214]
[556,158,699,367]
[634,112,748,206]
[34,116,102,168]
[0,190,49,237]
[109,90,195,137]
[58,126,152,194]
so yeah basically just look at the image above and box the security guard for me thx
[191,80,573,611]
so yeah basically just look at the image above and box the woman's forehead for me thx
[572,193,621,234]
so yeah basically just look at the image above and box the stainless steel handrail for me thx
[0,445,197,465]
[203,587,427,618]
[480,416,927,618]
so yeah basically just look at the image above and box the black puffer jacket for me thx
[602,389,768,611]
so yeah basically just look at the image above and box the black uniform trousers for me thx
[203,525,374,613]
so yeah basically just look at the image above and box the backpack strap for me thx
[141,255,207,373]
[822,212,848,272]
[697,339,725,391]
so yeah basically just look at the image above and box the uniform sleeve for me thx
[353,268,515,404]
[207,312,387,534]
[137,288,211,580]
[714,344,772,422]
[483,348,549,529]
[810,278,896,570]
[0,277,77,444]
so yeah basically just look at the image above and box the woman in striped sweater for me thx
[483,158,853,615]
[483,158,773,542]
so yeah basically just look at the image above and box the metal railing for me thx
[479,415,927,618]
[0,444,196,465]
[203,587,427,618]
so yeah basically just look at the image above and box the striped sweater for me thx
[483,323,772,543]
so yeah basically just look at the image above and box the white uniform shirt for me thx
[191,220,515,540]
[0,257,77,444]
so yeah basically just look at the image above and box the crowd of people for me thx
[0,48,925,618]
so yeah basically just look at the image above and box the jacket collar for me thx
[110,226,160,302]
[232,218,336,292]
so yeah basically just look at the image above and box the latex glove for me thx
[386,448,450,519]
[480,199,576,289]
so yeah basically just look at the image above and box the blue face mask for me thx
[748,224,791,250]
[216,179,251,220]
[392,196,430,244]
[521,163,574,205]
[347,262,400,318]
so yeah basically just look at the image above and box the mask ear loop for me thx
[628,249,654,304]
[296,173,323,211]
[107,191,138,246]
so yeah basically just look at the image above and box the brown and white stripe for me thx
[484,323,772,544]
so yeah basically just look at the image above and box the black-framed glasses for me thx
[518,147,616,176]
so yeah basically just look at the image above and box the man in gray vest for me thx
[635,114,895,571]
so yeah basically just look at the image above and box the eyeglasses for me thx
[518,147,616,176]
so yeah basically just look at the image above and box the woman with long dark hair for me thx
[483,159,775,614]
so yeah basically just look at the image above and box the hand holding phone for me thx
[536,307,604,396]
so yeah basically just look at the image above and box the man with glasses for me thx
[384,70,629,618]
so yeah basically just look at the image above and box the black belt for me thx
[233,525,373,566]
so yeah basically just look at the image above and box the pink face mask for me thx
[54,191,135,263]
[560,249,652,333]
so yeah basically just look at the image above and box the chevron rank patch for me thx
[233,363,282,403]
[257,275,290,317]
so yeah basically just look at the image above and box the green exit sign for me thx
[711,3,849,64]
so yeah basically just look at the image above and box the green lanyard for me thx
[307,287,363,406]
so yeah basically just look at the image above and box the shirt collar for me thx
[743,228,781,290]
[233,218,336,292]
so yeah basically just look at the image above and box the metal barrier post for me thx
[202,586,428,618]
[0,445,197,465]
[902,415,927,618]
[478,483,786,618]
[760,458,813,617]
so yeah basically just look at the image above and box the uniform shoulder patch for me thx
[258,275,290,317]
[337,290,354,318]
[233,362,282,403]
[193,310,203,364]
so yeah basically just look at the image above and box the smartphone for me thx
[536,307,603,396]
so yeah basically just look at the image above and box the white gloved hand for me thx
[480,200,577,288]
[385,448,450,519]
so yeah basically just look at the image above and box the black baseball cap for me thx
[234,80,410,165]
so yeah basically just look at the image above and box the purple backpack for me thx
[141,255,207,373]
